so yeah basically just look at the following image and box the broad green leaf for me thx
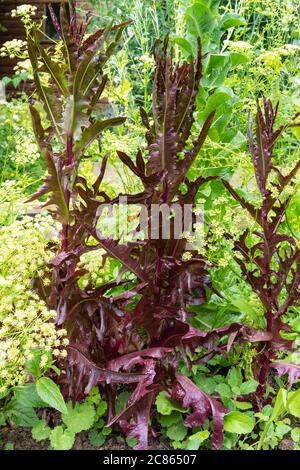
[195,376,217,394]
[224,411,255,434]
[234,401,253,410]
[36,377,67,414]
[14,383,46,408]
[62,401,95,433]
[227,367,241,389]
[205,54,230,74]
[215,383,232,399]
[185,2,217,38]
[231,297,261,326]
[201,87,234,120]
[271,389,287,421]
[291,428,300,443]
[166,420,188,441]
[185,430,210,450]
[31,420,51,442]
[172,37,193,56]
[88,428,106,447]
[275,423,291,438]
[50,426,75,450]
[230,52,249,67]
[287,389,300,418]
[155,392,187,415]
[157,411,183,427]
[9,402,39,427]
[239,380,258,395]
[221,13,246,30]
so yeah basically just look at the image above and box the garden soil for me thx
[0,426,170,450]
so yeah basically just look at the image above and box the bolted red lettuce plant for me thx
[26,2,242,450]
[222,99,300,399]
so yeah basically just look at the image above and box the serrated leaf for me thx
[96,400,107,418]
[28,34,62,139]
[50,426,75,450]
[215,383,232,399]
[88,428,105,447]
[36,377,67,414]
[239,380,258,395]
[224,411,255,434]
[166,420,187,441]
[62,401,95,433]
[157,411,183,427]
[31,420,51,442]
[27,150,69,224]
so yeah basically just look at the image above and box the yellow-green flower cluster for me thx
[0,39,27,59]
[0,100,43,178]
[0,214,66,395]
[11,4,38,29]
[79,250,106,287]
[227,40,254,56]
[15,138,40,166]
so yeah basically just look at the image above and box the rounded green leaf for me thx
[50,426,75,450]
[166,421,187,441]
[224,411,255,434]
[36,377,67,414]
[62,401,95,433]
[31,420,51,442]
[291,428,300,443]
